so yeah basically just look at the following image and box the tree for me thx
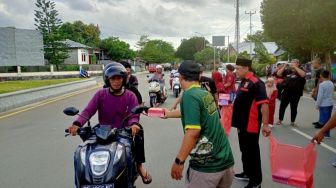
[261,0,336,69]
[59,21,101,48]
[194,47,219,65]
[175,37,208,60]
[100,37,135,61]
[136,35,149,51]
[138,40,175,63]
[245,30,270,42]
[238,51,251,59]
[254,40,276,65]
[34,0,69,71]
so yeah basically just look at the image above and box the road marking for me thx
[0,85,101,120]
[292,128,336,154]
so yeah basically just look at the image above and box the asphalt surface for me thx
[0,72,335,188]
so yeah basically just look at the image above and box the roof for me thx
[230,42,280,55]
[64,39,92,49]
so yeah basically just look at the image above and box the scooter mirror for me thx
[63,107,79,116]
[131,106,149,114]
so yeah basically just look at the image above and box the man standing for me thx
[232,58,271,188]
[311,58,325,126]
[276,59,306,126]
[164,60,235,188]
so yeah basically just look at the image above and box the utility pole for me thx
[234,0,240,58]
[245,10,256,57]
[227,36,230,62]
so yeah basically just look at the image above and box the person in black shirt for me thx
[232,58,270,188]
[276,59,306,126]
[119,60,143,105]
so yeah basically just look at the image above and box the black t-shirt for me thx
[200,76,217,94]
[314,68,324,87]
[232,73,268,133]
[282,69,306,96]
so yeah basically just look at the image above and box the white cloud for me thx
[0,0,263,49]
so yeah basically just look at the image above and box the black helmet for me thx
[119,60,132,69]
[103,62,127,87]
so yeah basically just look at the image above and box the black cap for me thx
[236,58,252,67]
[178,60,201,75]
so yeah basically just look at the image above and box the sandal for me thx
[139,170,152,184]
[276,121,282,125]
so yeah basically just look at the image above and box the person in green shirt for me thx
[163,60,234,188]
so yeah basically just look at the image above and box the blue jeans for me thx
[319,106,333,137]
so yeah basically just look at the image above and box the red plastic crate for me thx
[269,135,316,188]
[148,108,165,118]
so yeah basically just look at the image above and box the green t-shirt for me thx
[180,84,234,173]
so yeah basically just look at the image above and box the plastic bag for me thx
[220,105,233,136]
[269,135,316,188]
[148,108,165,118]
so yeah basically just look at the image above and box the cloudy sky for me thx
[0,0,263,49]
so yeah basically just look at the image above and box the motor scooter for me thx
[64,106,149,188]
[171,74,181,98]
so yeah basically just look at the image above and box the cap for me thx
[236,58,252,67]
[178,60,201,75]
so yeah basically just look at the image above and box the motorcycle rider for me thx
[68,62,152,184]
[148,64,166,105]
[119,60,143,105]
[170,64,179,90]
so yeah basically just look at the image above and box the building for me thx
[228,42,284,58]
[0,27,44,67]
[63,39,96,65]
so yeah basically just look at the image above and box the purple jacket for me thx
[74,88,139,128]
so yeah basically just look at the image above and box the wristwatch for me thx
[175,157,185,165]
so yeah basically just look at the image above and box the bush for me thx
[252,63,268,77]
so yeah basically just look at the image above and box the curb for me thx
[0,77,99,112]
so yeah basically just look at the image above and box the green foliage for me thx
[0,78,82,94]
[238,51,251,59]
[254,40,276,65]
[138,40,175,63]
[34,0,69,70]
[261,0,336,60]
[59,21,101,48]
[252,63,268,77]
[175,37,208,60]
[194,47,219,65]
[136,35,149,51]
[100,37,136,61]
[245,30,270,42]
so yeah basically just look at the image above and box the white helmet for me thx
[156,65,163,69]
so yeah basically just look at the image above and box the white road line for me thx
[292,128,336,154]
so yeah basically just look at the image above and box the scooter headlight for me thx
[89,151,110,176]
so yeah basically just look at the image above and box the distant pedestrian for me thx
[163,60,235,188]
[223,64,236,94]
[265,77,278,127]
[311,58,325,126]
[314,70,334,137]
[232,58,271,188]
[276,59,306,126]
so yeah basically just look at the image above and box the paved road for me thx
[0,72,335,188]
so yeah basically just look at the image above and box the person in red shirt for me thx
[223,64,236,94]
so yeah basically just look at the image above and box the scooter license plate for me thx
[149,93,157,97]
[81,184,114,188]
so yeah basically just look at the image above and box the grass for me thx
[0,78,83,94]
